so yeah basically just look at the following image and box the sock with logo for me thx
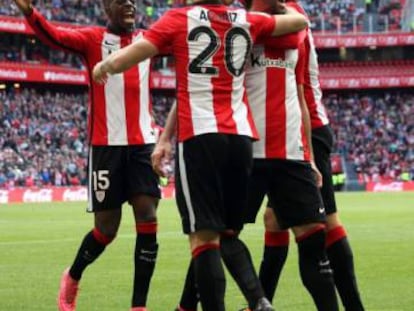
[326,226,365,311]
[258,230,290,302]
[178,259,198,310]
[192,244,225,311]
[297,226,339,311]
[132,222,159,307]
[220,234,265,309]
[69,228,113,281]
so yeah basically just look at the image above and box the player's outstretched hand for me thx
[13,0,33,15]
[92,62,108,85]
[311,161,323,188]
[151,140,172,177]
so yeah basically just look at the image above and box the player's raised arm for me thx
[13,0,32,15]
[271,6,308,36]
[13,0,89,53]
[93,38,158,83]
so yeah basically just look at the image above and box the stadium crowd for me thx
[326,92,414,182]
[0,88,179,188]
[0,87,413,188]
[0,88,88,188]
[0,0,411,32]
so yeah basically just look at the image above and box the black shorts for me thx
[87,145,161,212]
[312,125,337,214]
[175,134,253,234]
[245,159,326,230]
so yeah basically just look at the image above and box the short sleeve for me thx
[248,12,276,42]
[144,11,176,51]
[257,29,307,49]
[295,43,306,85]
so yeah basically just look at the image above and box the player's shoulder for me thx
[247,11,272,18]
[162,7,188,17]
[76,25,105,37]
[286,2,307,16]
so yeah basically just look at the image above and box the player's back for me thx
[145,5,275,141]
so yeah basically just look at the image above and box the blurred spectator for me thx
[0,87,88,188]
[1,87,412,188]
[0,0,410,32]
[325,92,414,182]
[0,87,177,188]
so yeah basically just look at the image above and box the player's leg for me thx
[258,206,289,303]
[58,146,124,311]
[130,195,159,309]
[221,137,273,311]
[313,126,365,311]
[175,134,231,311]
[175,259,198,311]
[271,160,339,311]
[126,145,161,310]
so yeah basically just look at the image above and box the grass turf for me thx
[0,192,413,310]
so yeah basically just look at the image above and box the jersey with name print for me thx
[144,5,276,142]
[26,9,155,146]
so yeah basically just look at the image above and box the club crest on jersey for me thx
[199,9,238,23]
[250,54,295,69]
[95,190,106,203]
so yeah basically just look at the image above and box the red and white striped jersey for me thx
[287,2,330,129]
[303,29,329,129]
[144,5,276,142]
[246,38,310,161]
[27,9,155,146]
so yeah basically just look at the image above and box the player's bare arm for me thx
[271,7,308,36]
[151,103,177,177]
[13,0,33,15]
[93,38,158,84]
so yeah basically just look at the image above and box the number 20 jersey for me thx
[144,5,276,142]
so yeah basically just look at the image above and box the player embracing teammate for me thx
[93,0,307,310]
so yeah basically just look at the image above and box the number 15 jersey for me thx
[145,5,276,142]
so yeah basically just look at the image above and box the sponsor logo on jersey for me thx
[250,54,295,69]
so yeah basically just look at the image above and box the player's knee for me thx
[131,195,158,222]
[293,223,325,241]
[189,230,220,251]
[220,229,240,238]
[93,227,116,244]
[94,210,121,239]
[263,208,279,231]
[325,213,342,231]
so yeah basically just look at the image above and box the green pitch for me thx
[0,192,413,310]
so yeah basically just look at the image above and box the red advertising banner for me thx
[313,32,414,48]
[150,72,175,89]
[0,62,178,89]
[0,15,85,34]
[0,186,175,204]
[0,62,89,85]
[320,76,414,90]
[366,182,414,192]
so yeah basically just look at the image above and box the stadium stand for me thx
[0,0,412,32]
[325,92,414,183]
[0,88,88,188]
[0,1,413,190]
